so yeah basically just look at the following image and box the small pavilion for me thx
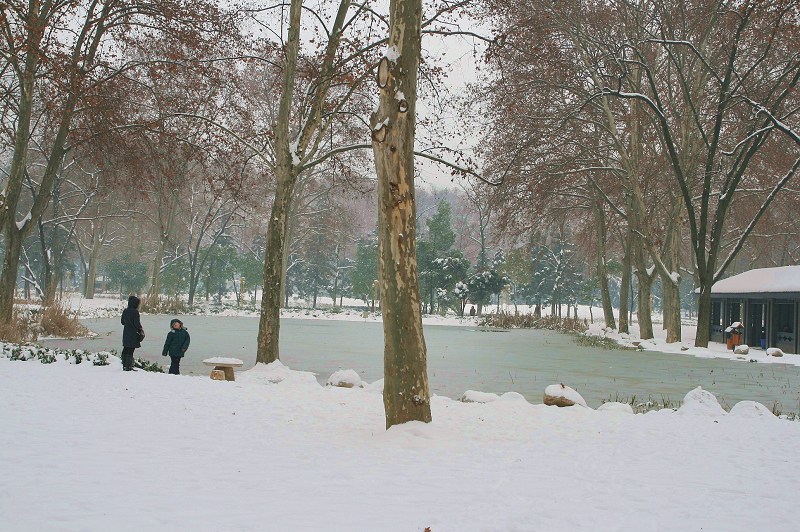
[709,265,800,354]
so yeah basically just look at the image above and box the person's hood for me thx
[127,295,140,309]
[170,318,184,329]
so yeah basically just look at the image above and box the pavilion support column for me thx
[766,300,773,349]
[795,302,799,355]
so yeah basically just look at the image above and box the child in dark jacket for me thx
[162,318,190,375]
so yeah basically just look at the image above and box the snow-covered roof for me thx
[711,266,800,296]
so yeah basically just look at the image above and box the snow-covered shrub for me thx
[497,391,528,402]
[730,401,775,419]
[677,387,726,416]
[134,358,164,373]
[37,351,57,364]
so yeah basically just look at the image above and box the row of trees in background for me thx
[476,0,800,347]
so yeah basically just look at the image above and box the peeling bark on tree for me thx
[371,0,431,428]
[256,175,293,364]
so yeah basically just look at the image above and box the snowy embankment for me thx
[2,353,800,531]
[587,320,800,368]
[64,293,479,327]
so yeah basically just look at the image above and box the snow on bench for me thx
[202,357,244,382]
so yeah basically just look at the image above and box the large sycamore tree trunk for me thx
[256,173,294,364]
[149,193,177,301]
[371,0,431,428]
[659,201,683,343]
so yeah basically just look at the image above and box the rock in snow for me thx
[543,384,587,408]
[767,347,784,357]
[733,344,750,355]
[326,369,362,388]
[597,401,634,414]
[677,387,726,416]
[730,401,776,419]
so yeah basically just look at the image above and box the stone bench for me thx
[202,357,244,381]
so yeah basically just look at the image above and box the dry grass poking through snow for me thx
[0,299,91,341]
[39,299,90,338]
[139,295,188,315]
[0,309,35,343]
[479,312,589,332]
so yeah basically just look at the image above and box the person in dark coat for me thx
[120,295,144,371]
[162,318,190,375]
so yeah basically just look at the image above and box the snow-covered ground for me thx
[2,353,799,531]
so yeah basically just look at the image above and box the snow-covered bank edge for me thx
[585,321,800,369]
[4,338,795,419]
[0,341,167,372]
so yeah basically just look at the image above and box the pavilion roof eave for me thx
[709,292,800,300]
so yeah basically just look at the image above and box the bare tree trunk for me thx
[43,260,63,307]
[371,0,431,428]
[618,228,632,334]
[0,227,24,318]
[256,176,293,364]
[149,197,176,301]
[593,184,616,329]
[695,282,713,347]
[85,241,99,299]
[635,271,654,340]
[634,236,655,340]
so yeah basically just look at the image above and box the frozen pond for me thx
[43,315,800,413]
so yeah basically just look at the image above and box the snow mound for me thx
[677,387,726,416]
[730,401,776,419]
[497,391,528,403]
[240,360,318,387]
[734,345,749,355]
[460,390,500,403]
[767,347,784,357]
[326,369,362,388]
[543,384,587,408]
[597,402,634,414]
[363,378,384,393]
